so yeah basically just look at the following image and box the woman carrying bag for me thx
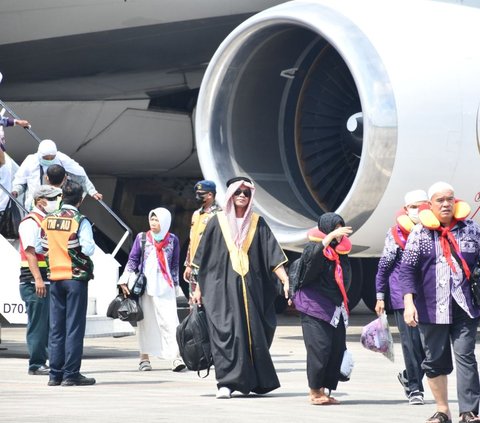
[118,207,186,372]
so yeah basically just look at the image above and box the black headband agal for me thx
[226,176,253,187]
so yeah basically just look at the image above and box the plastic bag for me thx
[106,294,124,319]
[360,312,394,362]
[339,349,354,381]
[0,198,22,239]
[117,297,144,322]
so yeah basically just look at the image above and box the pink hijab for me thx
[223,179,256,248]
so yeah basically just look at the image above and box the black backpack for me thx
[176,304,213,377]
[288,257,307,297]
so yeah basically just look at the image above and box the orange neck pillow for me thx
[307,228,352,254]
[418,199,470,230]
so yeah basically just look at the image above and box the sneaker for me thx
[47,378,62,386]
[61,374,96,386]
[408,390,424,405]
[28,365,50,375]
[397,370,411,398]
[172,358,186,372]
[216,386,232,399]
[139,360,152,371]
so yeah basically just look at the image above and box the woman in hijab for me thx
[118,207,185,372]
[293,212,353,405]
[12,139,102,209]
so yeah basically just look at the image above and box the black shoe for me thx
[28,365,50,375]
[48,379,62,386]
[61,374,96,386]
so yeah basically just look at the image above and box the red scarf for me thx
[323,246,350,315]
[148,231,173,287]
[437,220,471,280]
[392,224,409,250]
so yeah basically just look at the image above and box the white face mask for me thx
[43,200,58,213]
[408,208,419,224]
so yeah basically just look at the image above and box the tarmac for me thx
[0,310,469,423]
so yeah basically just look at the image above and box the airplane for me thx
[1,0,479,324]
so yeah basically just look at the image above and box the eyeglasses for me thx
[233,189,251,198]
[45,195,61,201]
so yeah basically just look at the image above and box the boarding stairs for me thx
[0,102,135,338]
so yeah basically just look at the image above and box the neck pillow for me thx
[307,228,352,254]
[418,199,470,230]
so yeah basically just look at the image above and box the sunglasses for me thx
[233,188,251,198]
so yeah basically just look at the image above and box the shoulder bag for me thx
[131,232,147,297]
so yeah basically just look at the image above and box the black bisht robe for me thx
[192,214,287,394]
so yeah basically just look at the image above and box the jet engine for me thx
[195,0,480,258]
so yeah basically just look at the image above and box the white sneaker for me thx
[172,358,186,372]
[216,387,232,399]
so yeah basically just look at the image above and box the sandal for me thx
[138,360,152,371]
[459,412,480,423]
[311,395,340,405]
[425,412,452,423]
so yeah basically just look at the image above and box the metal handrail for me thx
[0,99,132,257]
[0,181,28,215]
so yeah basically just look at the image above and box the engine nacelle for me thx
[195,0,480,254]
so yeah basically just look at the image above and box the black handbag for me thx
[117,297,144,322]
[131,232,147,297]
[0,198,22,239]
[448,242,480,306]
[470,264,480,306]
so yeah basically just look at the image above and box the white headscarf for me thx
[224,179,256,248]
[148,207,171,240]
[37,139,58,157]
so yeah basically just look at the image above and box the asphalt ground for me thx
[0,311,469,423]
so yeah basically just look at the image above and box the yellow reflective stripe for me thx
[21,260,47,267]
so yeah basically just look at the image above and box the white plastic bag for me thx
[340,349,354,380]
[360,312,395,362]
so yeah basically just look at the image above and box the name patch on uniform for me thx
[46,218,72,231]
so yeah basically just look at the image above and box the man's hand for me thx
[192,285,202,305]
[375,299,385,316]
[15,119,31,128]
[92,192,103,201]
[35,279,47,298]
[283,278,290,299]
[183,266,192,283]
[404,294,418,327]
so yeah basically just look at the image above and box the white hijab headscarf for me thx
[148,207,171,240]
[37,139,57,157]
[224,179,256,248]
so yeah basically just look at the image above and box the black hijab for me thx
[318,212,345,235]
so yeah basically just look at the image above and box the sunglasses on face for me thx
[233,189,251,198]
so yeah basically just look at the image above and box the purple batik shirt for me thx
[376,226,405,310]
[293,286,349,328]
[399,219,480,324]
[126,231,180,286]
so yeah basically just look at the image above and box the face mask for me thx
[195,192,208,205]
[408,208,419,224]
[43,200,58,213]
[39,158,55,167]
[152,231,163,242]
